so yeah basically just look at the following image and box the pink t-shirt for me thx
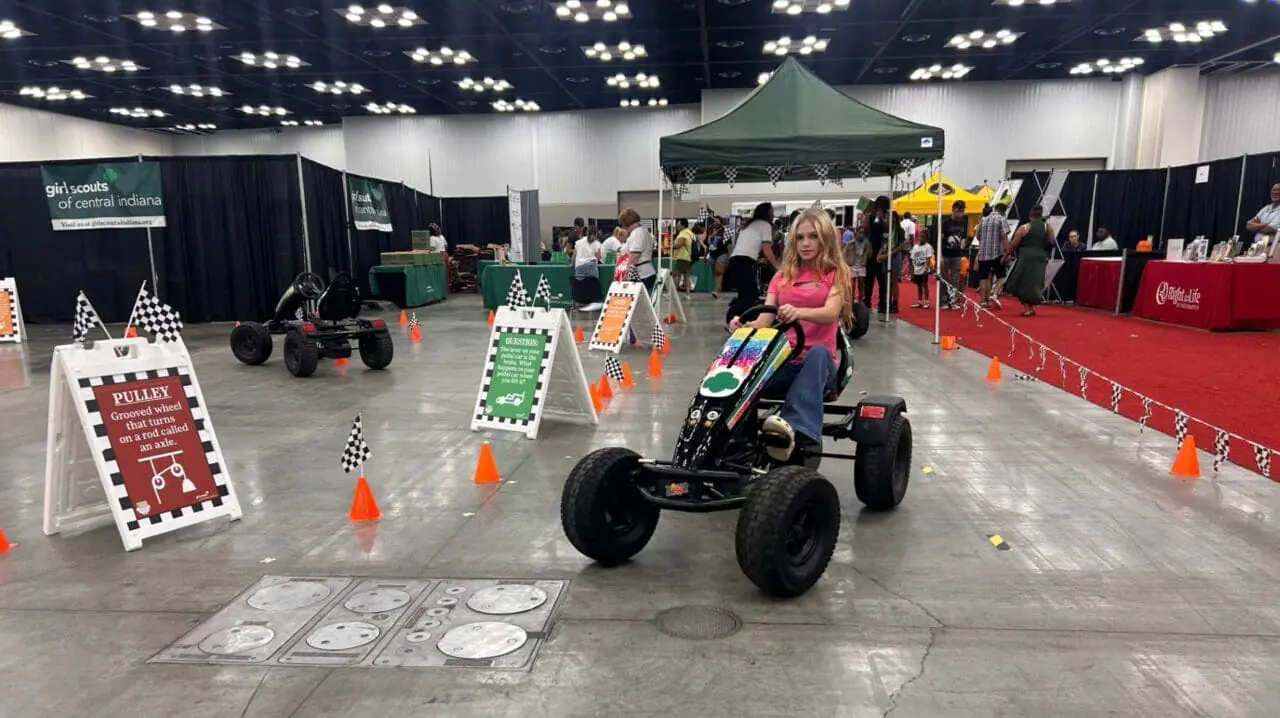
[767,267,838,366]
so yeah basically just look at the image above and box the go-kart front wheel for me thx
[229,322,273,365]
[283,330,319,378]
[561,447,659,566]
[735,466,840,597]
[854,413,911,510]
[359,330,394,370]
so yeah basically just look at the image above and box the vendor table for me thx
[1132,261,1280,331]
[1075,257,1124,310]
[481,263,616,310]
[367,264,447,308]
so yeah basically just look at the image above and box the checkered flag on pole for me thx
[505,272,530,308]
[605,355,625,382]
[409,313,420,330]
[341,414,372,474]
[1139,397,1152,432]
[1255,444,1272,478]
[1110,382,1122,414]
[131,285,184,343]
[534,274,553,307]
[1213,430,1229,473]
[72,291,106,344]
[650,324,667,350]
[1174,410,1189,446]
[625,265,641,282]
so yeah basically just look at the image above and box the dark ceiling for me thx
[0,0,1276,133]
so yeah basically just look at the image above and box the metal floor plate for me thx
[148,576,567,672]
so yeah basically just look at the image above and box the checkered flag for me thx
[1110,382,1122,413]
[534,274,553,307]
[72,291,105,344]
[409,313,420,330]
[605,355,625,382]
[650,324,667,350]
[1255,444,1272,478]
[625,266,641,282]
[723,165,738,187]
[697,205,710,223]
[766,166,785,186]
[1139,397,1152,432]
[856,161,872,179]
[1078,366,1088,397]
[1174,410,1189,446]
[900,157,916,172]
[813,164,831,185]
[1213,430,1229,473]
[341,414,372,474]
[131,286,184,343]
[505,272,530,308]
[682,166,698,186]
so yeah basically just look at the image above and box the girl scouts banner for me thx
[41,162,166,230]
[349,177,392,232]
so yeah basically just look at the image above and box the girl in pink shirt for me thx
[729,208,853,459]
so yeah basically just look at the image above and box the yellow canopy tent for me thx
[893,172,988,217]
[970,184,995,203]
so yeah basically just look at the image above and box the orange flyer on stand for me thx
[0,290,12,337]
[597,294,634,346]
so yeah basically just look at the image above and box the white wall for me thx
[0,103,172,161]
[1135,67,1206,169]
[1200,70,1280,162]
[173,125,346,169]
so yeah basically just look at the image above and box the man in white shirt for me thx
[900,212,918,245]
[427,223,447,253]
[1245,183,1280,249]
[1091,227,1118,252]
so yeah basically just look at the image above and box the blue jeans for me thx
[764,344,835,443]
[574,261,598,279]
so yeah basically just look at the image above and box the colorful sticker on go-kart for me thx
[483,331,548,420]
[727,339,791,430]
[699,327,778,398]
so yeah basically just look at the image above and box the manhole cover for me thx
[654,606,743,640]
[437,622,527,659]
[344,589,411,614]
[198,625,275,655]
[247,582,331,611]
[466,585,547,615]
[305,621,381,650]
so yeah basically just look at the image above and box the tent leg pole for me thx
[657,177,665,317]
[934,159,944,344]
[883,174,893,326]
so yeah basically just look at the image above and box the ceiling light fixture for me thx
[310,80,367,95]
[19,86,90,101]
[167,84,228,98]
[338,4,424,28]
[240,104,291,116]
[554,0,630,23]
[457,77,513,92]
[493,98,541,112]
[281,119,326,126]
[582,41,646,61]
[1140,20,1227,44]
[994,0,1071,6]
[125,10,224,32]
[606,72,659,89]
[910,63,973,81]
[175,123,217,131]
[233,51,308,69]
[763,36,830,56]
[758,72,773,85]
[365,102,416,114]
[406,46,475,65]
[770,0,850,15]
[0,19,33,39]
[111,107,166,118]
[619,97,668,107]
[65,56,145,73]
[949,29,1022,49]
[1069,57,1143,75]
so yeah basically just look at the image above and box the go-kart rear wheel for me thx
[358,330,394,370]
[854,413,911,510]
[735,466,840,597]
[283,330,319,378]
[229,321,272,365]
[561,447,659,566]
[849,301,871,339]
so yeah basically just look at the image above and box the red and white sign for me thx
[0,277,25,343]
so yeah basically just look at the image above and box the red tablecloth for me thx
[1075,257,1123,310]
[1132,261,1280,331]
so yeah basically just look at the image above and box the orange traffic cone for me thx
[334,357,349,366]
[473,442,501,484]
[648,347,663,378]
[410,324,422,342]
[574,325,585,343]
[399,310,408,326]
[348,476,382,521]
[124,326,138,338]
[589,382,604,412]
[661,336,671,355]
[598,374,613,399]
[940,336,957,351]
[1170,436,1201,478]
[0,527,12,554]
[985,357,1002,382]
[622,362,635,388]
[486,310,495,328]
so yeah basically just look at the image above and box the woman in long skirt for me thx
[1004,204,1054,316]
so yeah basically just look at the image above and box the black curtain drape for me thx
[1093,169,1166,250]
[1006,170,1095,248]
[0,157,154,323]
[301,158,351,279]
[150,155,306,323]
[349,174,411,295]
[410,189,442,234]
[1009,171,1047,220]
[441,196,509,248]
[1162,157,1243,248]
[1238,152,1280,246]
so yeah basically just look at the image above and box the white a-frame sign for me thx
[0,276,27,343]
[588,281,660,354]
[472,306,598,439]
[651,268,686,324]
[44,338,242,551]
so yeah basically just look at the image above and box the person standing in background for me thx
[618,207,656,292]
[939,200,967,309]
[572,227,602,279]
[975,202,1010,309]
[1244,183,1280,248]
[1004,204,1054,316]
[863,196,892,312]
[900,212,918,246]
[671,218,695,298]
[726,202,779,328]
[600,226,624,262]
[427,223,448,253]
[707,218,729,299]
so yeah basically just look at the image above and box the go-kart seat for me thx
[570,275,603,310]
[316,272,362,321]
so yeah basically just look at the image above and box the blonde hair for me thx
[779,207,853,329]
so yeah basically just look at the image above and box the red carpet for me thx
[890,280,1279,477]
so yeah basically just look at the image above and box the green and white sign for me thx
[41,162,166,231]
[349,177,392,232]
[483,331,547,421]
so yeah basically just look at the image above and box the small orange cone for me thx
[589,382,604,412]
[486,310,495,327]
[985,357,1002,382]
[334,357,349,366]
[940,336,957,350]
[574,325,585,343]
[661,337,671,355]
[347,476,382,521]
[622,362,634,388]
[473,442,501,484]
[598,374,613,399]
[1170,436,1201,478]
[0,527,12,553]
[410,324,422,342]
[648,347,663,378]
[124,326,138,338]
[399,310,408,326]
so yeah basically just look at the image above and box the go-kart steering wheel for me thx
[738,304,805,351]
[293,272,325,300]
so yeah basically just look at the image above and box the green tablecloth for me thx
[481,263,616,310]
[368,264,447,308]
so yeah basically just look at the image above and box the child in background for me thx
[909,234,935,309]
[843,226,869,305]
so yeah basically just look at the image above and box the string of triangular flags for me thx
[661,160,925,188]
[938,276,1276,479]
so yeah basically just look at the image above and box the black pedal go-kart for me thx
[561,305,910,597]
[230,271,394,378]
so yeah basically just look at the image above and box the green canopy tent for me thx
[657,57,949,337]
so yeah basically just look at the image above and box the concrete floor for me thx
[2,294,1280,717]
